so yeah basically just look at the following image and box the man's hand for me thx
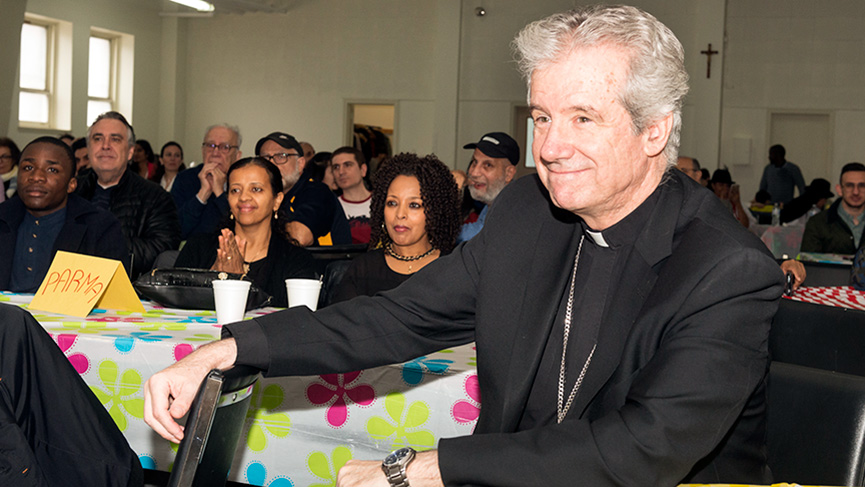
[196,163,216,202]
[210,167,227,198]
[286,221,315,246]
[780,259,806,291]
[143,338,238,443]
[336,451,443,487]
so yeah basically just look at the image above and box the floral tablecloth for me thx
[1,292,478,486]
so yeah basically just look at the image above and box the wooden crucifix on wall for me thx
[700,43,719,79]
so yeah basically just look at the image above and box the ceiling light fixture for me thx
[169,0,215,12]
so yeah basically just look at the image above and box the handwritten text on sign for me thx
[41,268,105,303]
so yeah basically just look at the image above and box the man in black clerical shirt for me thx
[145,6,783,486]
[0,137,128,291]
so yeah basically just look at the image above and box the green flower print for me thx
[89,360,144,431]
[366,392,435,450]
[307,446,353,487]
[246,382,291,451]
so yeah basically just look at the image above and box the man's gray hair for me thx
[203,123,242,148]
[87,111,135,147]
[512,5,689,167]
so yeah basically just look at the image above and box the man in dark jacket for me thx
[0,136,129,291]
[76,111,181,277]
[801,162,865,255]
[171,123,242,239]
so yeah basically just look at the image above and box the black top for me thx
[520,187,660,428]
[9,208,67,292]
[175,230,318,307]
[0,194,130,290]
[331,249,412,303]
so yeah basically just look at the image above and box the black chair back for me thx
[768,362,865,486]
[168,365,260,487]
[770,299,865,375]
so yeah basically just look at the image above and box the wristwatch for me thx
[381,447,416,487]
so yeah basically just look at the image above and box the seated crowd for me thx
[3,6,856,487]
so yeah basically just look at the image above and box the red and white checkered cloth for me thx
[784,286,865,311]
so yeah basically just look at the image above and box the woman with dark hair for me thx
[150,141,186,192]
[331,152,461,303]
[175,157,317,307]
[0,137,21,199]
[131,139,157,179]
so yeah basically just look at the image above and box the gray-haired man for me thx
[171,124,243,238]
[145,6,782,486]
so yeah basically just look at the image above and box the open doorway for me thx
[347,102,395,176]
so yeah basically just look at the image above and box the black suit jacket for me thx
[226,171,783,486]
[0,194,130,289]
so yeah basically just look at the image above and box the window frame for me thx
[87,32,119,126]
[18,18,56,128]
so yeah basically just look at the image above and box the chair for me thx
[770,299,865,375]
[767,361,865,486]
[144,365,260,487]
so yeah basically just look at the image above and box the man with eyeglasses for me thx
[255,132,350,246]
[801,162,865,254]
[171,124,243,239]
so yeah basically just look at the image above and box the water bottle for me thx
[771,204,781,226]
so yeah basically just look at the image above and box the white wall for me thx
[721,0,865,203]
[177,0,441,164]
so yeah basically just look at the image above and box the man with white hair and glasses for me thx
[171,123,243,238]
[145,6,782,486]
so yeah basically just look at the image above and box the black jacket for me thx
[226,171,783,486]
[0,194,130,289]
[801,199,860,254]
[76,168,181,278]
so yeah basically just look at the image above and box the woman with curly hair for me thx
[331,152,460,303]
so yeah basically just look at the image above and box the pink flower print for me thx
[306,372,375,428]
[452,374,480,426]
[55,333,90,374]
[173,343,195,362]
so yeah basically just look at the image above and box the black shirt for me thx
[519,188,660,429]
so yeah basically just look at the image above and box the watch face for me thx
[384,447,411,466]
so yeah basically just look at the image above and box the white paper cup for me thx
[285,278,322,311]
[212,279,251,324]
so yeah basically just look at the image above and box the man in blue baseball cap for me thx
[457,132,519,242]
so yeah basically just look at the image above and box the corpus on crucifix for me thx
[700,43,719,78]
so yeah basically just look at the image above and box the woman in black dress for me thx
[331,153,461,303]
[175,157,317,307]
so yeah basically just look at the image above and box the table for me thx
[1,292,477,486]
[784,286,865,311]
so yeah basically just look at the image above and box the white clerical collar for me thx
[585,229,609,248]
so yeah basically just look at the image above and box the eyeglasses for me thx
[202,143,239,153]
[261,153,299,165]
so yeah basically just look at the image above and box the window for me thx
[87,28,134,127]
[87,35,115,126]
[19,21,51,125]
[18,14,72,130]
